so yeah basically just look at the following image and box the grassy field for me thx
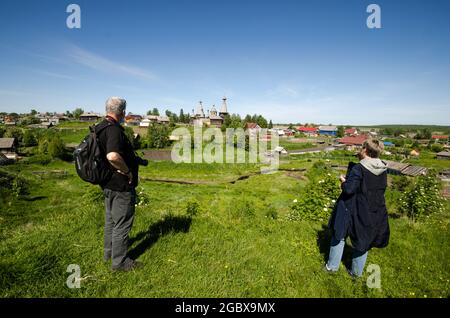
[1,154,449,298]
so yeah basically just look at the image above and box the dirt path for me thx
[140,168,306,185]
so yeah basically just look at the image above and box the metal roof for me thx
[0,138,15,149]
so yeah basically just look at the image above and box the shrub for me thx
[431,144,443,153]
[146,123,171,149]
[391,175,413,192]
[398,174,445,221]
[229,199,256,218]
[0,170,29,197]
[23,130,38,147]
[288,172,341,222]
[186,199,200,217]
[265,206,278,219]
[47,137,66,159]
[21,154,52,165]
[4,127,23,143]
[136,187,151,207]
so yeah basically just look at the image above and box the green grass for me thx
[1,157,449,298]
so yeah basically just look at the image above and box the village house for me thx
[436,151,450,161]
[79,112,102,122]
[125,113,143,126]
[337,135,368,150]
[296,126,319,137]
[245,122,262,137]
[319,125,338,136]
[344,128,359,136]
[432,135,449,143]
[0,137,18,161]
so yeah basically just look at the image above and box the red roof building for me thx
[245,122,260,129]
[296,126,318,133]
[345,128,358,136]
[432,135,449,140]
[338,135,369,146]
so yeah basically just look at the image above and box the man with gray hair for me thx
[96,96,147,271]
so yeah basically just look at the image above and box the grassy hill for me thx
[1,156,449,298]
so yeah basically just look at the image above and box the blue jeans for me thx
[326,236,368,277]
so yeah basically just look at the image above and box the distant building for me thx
[384,160,428,177]
[432,135,449,142]
[79,112,102,122]
[338,135,368,147]
[125,113,143,126]
[191,97,228,127]
[0,138,17,161]
[436,151,450,160]
[296,126,319,136]
[319,125,338,136]
[344,128,358,136]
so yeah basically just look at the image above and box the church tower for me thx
[219,97,229,118]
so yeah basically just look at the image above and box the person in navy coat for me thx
[325,139,390,277]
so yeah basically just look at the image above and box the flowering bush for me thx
[288,172,341,222]
[398,174,445,221]
[136,187,151,207]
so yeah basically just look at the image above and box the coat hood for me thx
[360,157,387,176]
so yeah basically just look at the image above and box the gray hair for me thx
[105,97,126,115]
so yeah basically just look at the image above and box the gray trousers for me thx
[103,188,136,269]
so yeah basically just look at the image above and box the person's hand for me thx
[340,175,346,183]
[117,170,133,184]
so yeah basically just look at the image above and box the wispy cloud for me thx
[33,70,76,80]
[67,45,157,81]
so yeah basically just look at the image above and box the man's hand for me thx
[340,175,346,183]
[117,169,133,184]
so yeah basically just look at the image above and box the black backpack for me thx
[73,121,113,185]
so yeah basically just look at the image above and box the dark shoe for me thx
[323,264,338,274]
[112,259,143,272]
[347,268,360,280]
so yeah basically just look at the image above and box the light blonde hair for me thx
[363,138,384,158]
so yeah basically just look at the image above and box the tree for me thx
[146,123,170,149]
[179,109,185,124]
[337,126,344,138]
[257,115,268,128]
[73,108,84,120]
[268,120,273,129]
[4,127,24,143]
[0,126,5,138]
[152,108,160,116]
[23,130,38,147]
[30,109,37,116]
[47,137,66,159]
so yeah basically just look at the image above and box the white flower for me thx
[293,199,298,203]
[332,199,336,203]
[323,208,328,211]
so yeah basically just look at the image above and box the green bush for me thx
[146,123,171,149]
[288,172,341,222]
[398,174,445,221]
[186,199,200,217]
[4,127,23,143]
[23,130,38,147]
[431,143,443,153]
[21,154,52,165]
[136,187,151,207]
[391,175,413,192]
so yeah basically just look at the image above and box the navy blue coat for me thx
[328,163,390,252]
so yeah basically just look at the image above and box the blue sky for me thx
[0,0,449,125]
